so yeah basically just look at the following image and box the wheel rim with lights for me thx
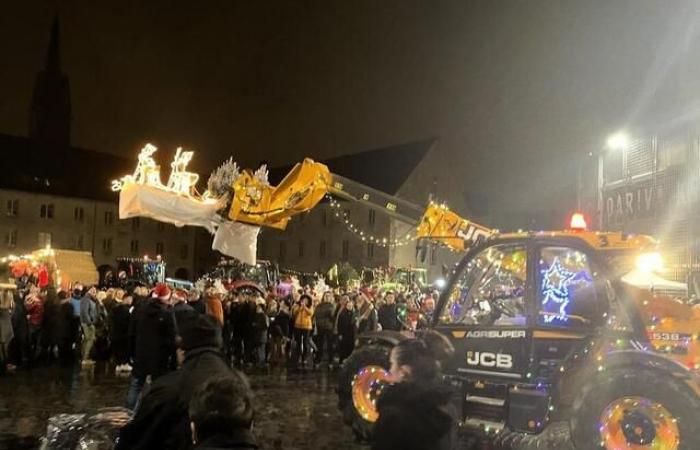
[599,396,680,450]
[351,365,392,423]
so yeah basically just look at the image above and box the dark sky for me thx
[2,1,700,227]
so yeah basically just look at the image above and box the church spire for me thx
[45,15,61,74]
[29,14,71,147]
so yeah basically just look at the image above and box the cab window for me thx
[537,246,605,327]
[439,244,527,326]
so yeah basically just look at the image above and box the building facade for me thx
[0,17,198,282]
[579,131,700,281]
[257,139,470,281]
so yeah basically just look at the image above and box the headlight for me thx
[636,252,664,273]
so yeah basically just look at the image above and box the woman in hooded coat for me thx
[371,330,456,450]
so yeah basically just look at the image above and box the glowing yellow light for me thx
[111,144,218,204]
[636,252,664,273]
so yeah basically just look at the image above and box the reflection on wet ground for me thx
[0,364,363,450]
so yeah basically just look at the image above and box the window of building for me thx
[298,241,305,257]
[38,232,52,248]
[367,242,374,258]
[74,234,84,250]
[279,242,287,262]
[430,246,437,265]
[369,209,376,226]
[40,204,54,219]
[104,210,114,226]
[6,200,18,217]
[156,242,164,255]
[130,239,139,255]
[180,244,188,260]
[320,241,327,258]
[157,222,165,231]
[102,237,113,254]
[132,217,140,230]
[342,240,349,260]
[5,229,17,248]
[74,206,85,222]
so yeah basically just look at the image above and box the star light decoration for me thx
[540,257,577,323]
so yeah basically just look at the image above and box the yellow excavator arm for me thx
[227,158,492,252]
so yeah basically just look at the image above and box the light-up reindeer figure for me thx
[112,143,162,191]
[167,147,199,196]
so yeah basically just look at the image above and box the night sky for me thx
[2,1,700,228]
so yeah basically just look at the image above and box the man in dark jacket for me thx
[189,373,258,450]
[313,291,335,366]
[377,291,400,331]
[126,283,176,409]
[117,312,235,450]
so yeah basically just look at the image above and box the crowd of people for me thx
[0,275,453,449]
[0,275,439,375]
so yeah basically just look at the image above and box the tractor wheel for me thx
[337,344,392,442]
[570,369,700,450]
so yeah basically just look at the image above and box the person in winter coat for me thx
[126,283,176,409]
[335,298,356,365]
[204,292,224,327]
[189,373,258,450]
[187,290,206,314]
[54,291,76,365]
[291,294,314,368]
[111,295,133,373]
[377,291,400,331]
[80,287,98,365]
[313,291,335,366]
[0,288,14,373]
[372,330,456,450]
[250,298,269,367]
[9,290,28,367]
[356,293,378,334]
[117,312,237,450]
[25,287,45,363]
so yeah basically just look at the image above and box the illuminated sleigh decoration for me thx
[112,144,222,231]
[112,144,332,264]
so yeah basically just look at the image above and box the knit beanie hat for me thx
[178,312,222,351]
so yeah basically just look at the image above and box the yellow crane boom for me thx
[227,158,492,252]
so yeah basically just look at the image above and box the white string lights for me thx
[326,195,416,247]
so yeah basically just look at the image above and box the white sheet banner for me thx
[212,221,260,265]
[119,183,220,232]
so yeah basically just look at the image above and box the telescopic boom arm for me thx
[227,158,492,252]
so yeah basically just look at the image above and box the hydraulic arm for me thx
[227,158,492,252]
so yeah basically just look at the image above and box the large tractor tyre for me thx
[337,344,392,442]
[570,369,700,450]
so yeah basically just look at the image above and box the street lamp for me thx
[606,132,629,151]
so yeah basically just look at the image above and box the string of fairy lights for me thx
[326,195,417,248]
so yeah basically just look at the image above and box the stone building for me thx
[0,17,197,282]
[258,138,470,281]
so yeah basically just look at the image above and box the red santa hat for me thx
[152,283,171,301]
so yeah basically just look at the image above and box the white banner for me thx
[212,221,260,265]
[119,183,220,232]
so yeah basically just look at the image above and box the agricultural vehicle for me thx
[203,258,278,295]
[114,153,700,449]
[363,266,429,293]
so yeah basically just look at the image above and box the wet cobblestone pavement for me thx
[0,364,363,450]
[0,365,574,450]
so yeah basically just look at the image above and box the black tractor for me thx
[338,231,700,449]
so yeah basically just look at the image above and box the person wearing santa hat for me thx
[126,283,177,410]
